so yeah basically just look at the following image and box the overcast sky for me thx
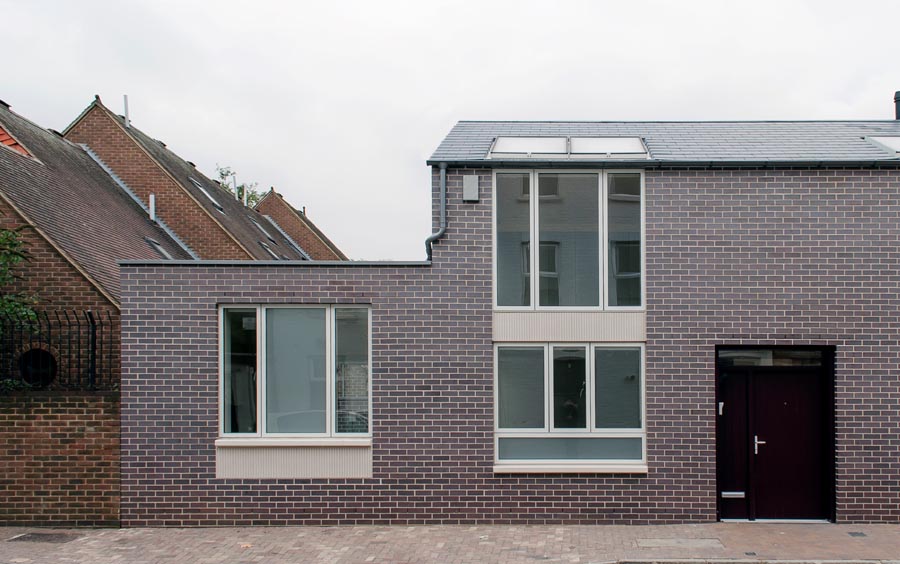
[6,0,900,259]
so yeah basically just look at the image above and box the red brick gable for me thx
[256,189,347,260]
[0,124,30,157]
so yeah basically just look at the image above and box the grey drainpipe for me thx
[425,162,448,262]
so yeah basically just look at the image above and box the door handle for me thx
[754,435,766,455]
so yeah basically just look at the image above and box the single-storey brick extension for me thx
[120,94,900,525]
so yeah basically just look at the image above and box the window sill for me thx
[215,437,372,448]
[493,463,648,474]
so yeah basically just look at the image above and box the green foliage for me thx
[0,226,36,318]
[216,164,264,207]
[0,378,32,393]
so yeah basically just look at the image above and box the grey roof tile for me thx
[429,121,900,164]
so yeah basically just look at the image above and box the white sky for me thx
[5,0,900,259]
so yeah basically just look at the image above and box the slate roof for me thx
[429,121,900,166]
[0,104,192,304]
[86,103,309,261]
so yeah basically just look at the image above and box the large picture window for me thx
[495,343,645,470]
[221,305,371,437]
[494,170,643,310]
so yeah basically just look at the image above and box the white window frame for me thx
[493,342,647,473]
[217,304,373,444]
[492,169,645,312]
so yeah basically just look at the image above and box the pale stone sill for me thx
[215,437,372,448]
[493,463,648,474]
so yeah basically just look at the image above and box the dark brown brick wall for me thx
[119,167,900,525]
[646,168,900,524]
[65,107,251,260]
[255,192,344,260]
[0,392,119,526]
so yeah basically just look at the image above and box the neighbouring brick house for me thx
[0,97,346,526]
[256,189,347,261]
[63,97,313,261]
[0,100,192,526]
[119,92,900,526]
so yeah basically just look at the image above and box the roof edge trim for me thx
[79,143,199,260]
[0,191,120,308]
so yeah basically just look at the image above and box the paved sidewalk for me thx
[1,522,899,564]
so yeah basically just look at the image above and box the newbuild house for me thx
[119,94,900,525]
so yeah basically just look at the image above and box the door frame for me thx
[714,345,836,522]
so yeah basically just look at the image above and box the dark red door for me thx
[717,348,833,521]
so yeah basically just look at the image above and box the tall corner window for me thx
[494,170,642,310]
[221,305,371,437]
[495,343,644,469]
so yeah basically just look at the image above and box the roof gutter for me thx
[426,159,900,169]
[424,162,448,262]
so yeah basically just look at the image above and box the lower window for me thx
[221,305,371,437]
[495,343,645,471]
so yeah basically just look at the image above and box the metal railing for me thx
[0,310,117,391]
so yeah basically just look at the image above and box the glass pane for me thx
[492,137,567,154]
[594,348,641,429]
[553,347,586,429]
[570,137,646,155]
[265,308,327,433]
[496,173,531,306]
[223,309,257,433]
[607,173,641,306]
[335,308,369,433]
[497,347,545,429]
[538,174,599,306]
[718,348,823,367]
[498,437,642,460]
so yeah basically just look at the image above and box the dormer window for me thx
[489,136,648,160]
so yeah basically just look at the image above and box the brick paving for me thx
[2,523,900,564]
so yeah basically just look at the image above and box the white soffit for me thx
[870,136,900,153]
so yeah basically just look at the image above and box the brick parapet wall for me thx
[64,107,250,260]
[0,392,120,526]
[120,167,900,525]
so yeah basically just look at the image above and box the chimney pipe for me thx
[895,91,900,120]
[124,95,130,128]
[149,193,156,222]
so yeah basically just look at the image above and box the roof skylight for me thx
[489,136,648,160]
[259,241,280,260]
[188,177,225,212]
[251,219,276,243]
[870,137,900,154]
[145,237,173,260]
